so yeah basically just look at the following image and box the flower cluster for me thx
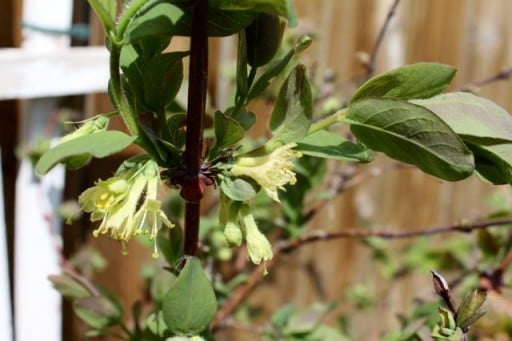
[79,157,173,257]
[221,199,273,272]
[230,143,302,202]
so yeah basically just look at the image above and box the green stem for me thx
[109,45,161,161]
[115,0,150,42]
[87,0,115,33]
[247,66,257,89]
[157,108,172,142]
[307,107,349,135]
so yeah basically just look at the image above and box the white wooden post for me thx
[0,149,13,341]
[14,1,73,340]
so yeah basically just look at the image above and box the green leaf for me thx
[466,142,512,185]
[271,304,295,327]
[247,35,312,101]
[214,111,245,148]
[226,108,256,131]
[48,274,92,299]
[350,63,456,104]
[236,31,249,99]
[171,4,257,37]
[145,311,168,338]
[124,2,183,43]
[150,270,176,303]
[87,0,115,33]
[133,35,172,59]
[347,98,474,181]
[412,92,512,145]
[220,176,259,201]
[103,0,117,21]
[167,113,188,148]
[210,0,287,17]
[284,302,336,335]
[73,296,123,329]
[456,289,487,331]
[296,130,373,162]
[162,257,217,335]
[245,13,286,68]
[309,326,351,341]
[285,0,298,27]
[477,229,502,257]
[35,131,136,175]
[143,52,188,110]
[157,226,183,269]
[120,44,145,107]
[269,64,313,144]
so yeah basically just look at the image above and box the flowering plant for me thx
[34,0,512,339]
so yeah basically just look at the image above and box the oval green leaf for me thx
[143,52,188,110]
[269,64,313,144]
[73,296,122,329]
[214,111,245,148]
[168,5,257,37]
[162,257,217,335]
[350,63,456,104]
[247,35,312,101]
[124,3,183,43]
[412,92,512,144]
[35,131,136,175]
[210,0,287,17]
[347,98,474,181]
[296,130,373,162]
[220,176,259,201]
[465,142,512,185]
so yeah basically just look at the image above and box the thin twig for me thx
[365,0,401,78]
[458,68,512,92]
[303,163,409,223]
[279,218,512,252]
[498,249,512,272]
[215,319,266,334]
[212,217,512,330]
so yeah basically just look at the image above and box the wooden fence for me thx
[1,0,511,340]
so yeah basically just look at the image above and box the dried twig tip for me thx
[431,270,450,295]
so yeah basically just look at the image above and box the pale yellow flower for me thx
[240,205,272,271]
[79,159,173,256]
[79,177,130,219]
[231,143,301,202]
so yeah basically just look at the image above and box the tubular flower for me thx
[240,205,273,272]
[78,159,173,256]
[230,143,301,202]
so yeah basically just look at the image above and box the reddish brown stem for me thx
[182,0,208,257]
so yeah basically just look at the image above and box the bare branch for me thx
[303,163,410,223]
[212,217,512,330]
[458,68,512,92]
[365,0,401,78]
